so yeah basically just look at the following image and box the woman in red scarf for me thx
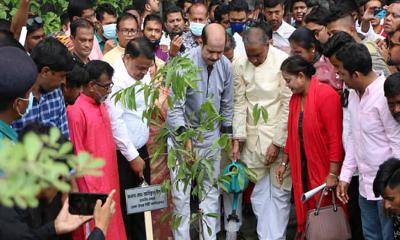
[276,55,344,238]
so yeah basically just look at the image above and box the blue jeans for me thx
[358,196,394,240]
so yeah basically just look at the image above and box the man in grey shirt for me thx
[167,23,233,240]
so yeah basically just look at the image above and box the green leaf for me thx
[167,149,176,169]
[206,212,219,218]
[252,104,261,125]
[261,107,269,124]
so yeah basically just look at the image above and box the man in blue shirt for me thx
[11,37,75,139]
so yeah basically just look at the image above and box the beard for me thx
[392,112,400,124]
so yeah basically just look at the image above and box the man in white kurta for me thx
[232,26,292,240]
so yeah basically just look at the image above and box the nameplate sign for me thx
[125,185,167,214]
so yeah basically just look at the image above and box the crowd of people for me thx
[3,0,400,239]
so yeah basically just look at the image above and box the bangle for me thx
[280,162,288,168]
[329,172,338,178]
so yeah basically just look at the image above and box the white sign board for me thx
[125,185,167,214]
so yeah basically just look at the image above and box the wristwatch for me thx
[280,162,288,168]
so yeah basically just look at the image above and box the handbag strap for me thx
[314,187,338,216]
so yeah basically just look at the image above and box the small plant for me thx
[0,127,104,209]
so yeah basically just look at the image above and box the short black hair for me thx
[143,14,162,29]
[229,0,249,13]
[117,13,139,31]
[26,16,44,34]
[125,37,155,60]
[290,0,308,11]
[289,27,321,53]
[336,42,372,75]
[373,158,400,197]
[209,0,221,12]
[280,55,316,78]
[66,64,88,88]
[31,37,75,72]
[85,60,114,85]
[325,3,355,25]
[163,5,185,23]
[67,0,94,22]
[215,4,230,23]
[304,5,329,25]
[96,3,117,22]
[70,18,94,37]
[331,0,358,12]
[133,0,147,15]
[264,0,285,8]
[384,72,400,98]
[323,31,355,57]
[225,33,236,51]
[60,12,70,27]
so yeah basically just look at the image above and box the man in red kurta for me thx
[67,60,126,240]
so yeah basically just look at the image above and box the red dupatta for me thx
[285,77,344,233]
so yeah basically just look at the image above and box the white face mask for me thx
[16,92,34,117]
[102,23,117,39]
[190,22,206,37]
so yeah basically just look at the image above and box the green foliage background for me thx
[0,0,132,34]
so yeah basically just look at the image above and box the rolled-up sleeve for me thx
[106,86,139,161]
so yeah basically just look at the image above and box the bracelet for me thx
[329,172,338,178]
[280,162,288,168]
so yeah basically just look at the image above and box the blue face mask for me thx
[17,92,34,117]
[230,22,246,34]
[190,22,206,37]
[102,23,117,39]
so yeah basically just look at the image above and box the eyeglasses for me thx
[119,28,139,36]
[93,81,114,90]
[27,16,43,27]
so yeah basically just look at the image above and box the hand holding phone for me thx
[68,192,108,215]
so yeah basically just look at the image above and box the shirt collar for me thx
[80,93,98,105]
[0,120,18,143]
[275,21,294,38]
[363,73,385,96]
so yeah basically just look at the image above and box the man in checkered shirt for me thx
[12,37,74,138]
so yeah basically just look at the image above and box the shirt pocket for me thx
[360,110,383,134]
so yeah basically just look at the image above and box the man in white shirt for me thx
[264,0,295,54]
[106,37,154,240]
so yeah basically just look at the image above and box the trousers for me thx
[117,146,151,240]
[170,143,221,240]
[251,174,291,240]
[358,196,393,240]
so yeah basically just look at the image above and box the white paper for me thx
[19,26,27,46]
[301,183,326,202]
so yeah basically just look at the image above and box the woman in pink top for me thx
[289,27,343,91]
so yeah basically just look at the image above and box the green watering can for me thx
[223,161,249,225]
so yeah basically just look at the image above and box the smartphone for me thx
[374,8,387,19]
[68,192,108,215]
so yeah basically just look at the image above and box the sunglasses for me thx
[27,16,43,27]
